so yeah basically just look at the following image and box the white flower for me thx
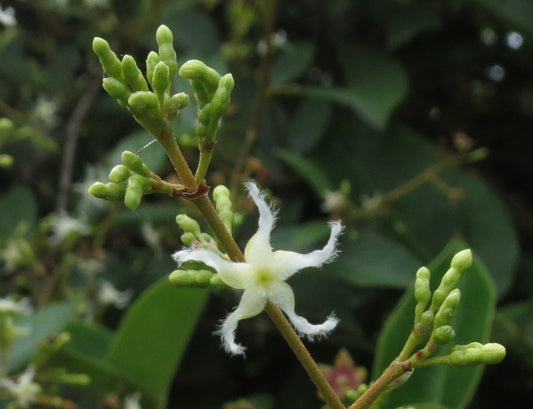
[124,392,142,409]
[0,6,16,27]
[0,366,41,407]
[49,212,90,246]
[173,181,342,356]
[97,281,132,309]
[0,297,32,315]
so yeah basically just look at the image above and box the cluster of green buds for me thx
[398,249,505,368]
[92,25,189,138]
[88,151,181,210]
[0,297,31,363]
[169,186,237,289]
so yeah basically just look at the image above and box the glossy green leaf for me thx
[271,42,314,86]
[306,47,408,130]
[0,184,37,239]
[287,99,332,153]
[277,148,334,193]
[9,301,74,373]
[373,240,496,409]
[327,232,423,288]
[107,278,207,407]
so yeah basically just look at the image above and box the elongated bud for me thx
[164,92,189,119]
[102,77,131,106]
[122,54,149,91]
[152,61,170,98]
[213,185,233,234]
[179,59,221,92]
[146,51,161,86]
[93,37,124,81]
[450,249,472,271]
[88,182,126,200]
[210,74,235,117]
[121,151,152,177]
[124,177,144,210]
[434,289,461,328]
[128,92,166,134]
[413,310,434,340]
[210,274,230,289]
[175,214,201,236]
[414,266,431,322]
[169,269,213,287]
[433,325,455,345]
[449,342,506,366]
[181,232,196,246]
[108,164,131,183]
[156,24,178,77]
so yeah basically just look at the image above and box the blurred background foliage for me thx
[0,0,532,408]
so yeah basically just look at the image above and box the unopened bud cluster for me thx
[93,25,189,137]
[88,151,175,210]
[402,249,505,367]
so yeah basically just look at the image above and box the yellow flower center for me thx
[256,268,274,285]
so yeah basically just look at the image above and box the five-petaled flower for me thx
[172,181,343,355]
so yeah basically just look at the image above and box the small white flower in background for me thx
[173,181,342,356]
[141,223,162,253]
[322,190,346,213]
[124,392,142,409]
[0,366,41,408]
[49,212,90,246]
[0,297,32,316]
[0,6,16,27]
[31,96,59,130]
[98,281,132,309]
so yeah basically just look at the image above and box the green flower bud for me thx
[108,164,131,183]
[450,249,472,272]
[152,61,170,98]
[88,182,126,200]
[169,269,214,287]
[176,214,201,235]
[210,73,235,117]
[146,51,162,86]
[414,266,431,322]
[434,289,461,328]
[33,332,71,368]
[124,177,144,210]
[190,79,211,108]
[213,185,233,234]
[210,274,230,289]
[156,25,178,77]
[180,232,196,246]
[413,310,434,340]
[449,342,505,366]
[164,92,189,119]
[128,91,165,134]
[122,54,149,91]
[179,59,221,92]
[93,37,124,81]
[102,77,131,106]
[121,151,152,178]
[433,325,455,345]
[129,174,153,192]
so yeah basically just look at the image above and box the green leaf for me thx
[276,148,334,193]
[107,278,207,407]
[327,232,423,289]
[9,302,74,373]
[305,47,408,130]
[271,42,315,86]
[287,99,332,153]
[373,240,496,409]
[0,185,37,239]
[271,220,331,253]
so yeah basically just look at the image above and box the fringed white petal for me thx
[243,181,276,264]
[215,286,267,356]
[268,281,338,338]
[271,221,343,280]
[172,248,254,289]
